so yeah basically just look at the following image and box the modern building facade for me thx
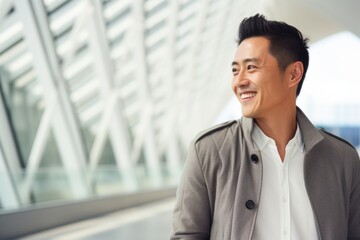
[0,0,250,212]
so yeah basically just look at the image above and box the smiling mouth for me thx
[241,92,257,101]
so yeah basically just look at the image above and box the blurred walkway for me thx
[21,198,175,240]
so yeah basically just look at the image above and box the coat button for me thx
[245,200,255,210]
[250,154,259,163]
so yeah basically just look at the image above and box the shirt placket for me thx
[282,156,291,240]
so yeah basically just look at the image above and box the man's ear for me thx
[289,61,304,88]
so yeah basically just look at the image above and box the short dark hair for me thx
[237,14,309,96]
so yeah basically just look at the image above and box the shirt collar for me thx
[294,125,305,152]
[252,123,272,151]
[252,122,304,152]
[241,107,324,153]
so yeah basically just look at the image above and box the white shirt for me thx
[252,124,319,240]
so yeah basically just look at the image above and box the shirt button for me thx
[245,200,255,210]
[250,154,259,163]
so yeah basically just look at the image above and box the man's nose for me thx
[234,72,250,87]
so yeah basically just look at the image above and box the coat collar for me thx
[240,107,324,153]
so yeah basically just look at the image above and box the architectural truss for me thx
[0,0,250,210]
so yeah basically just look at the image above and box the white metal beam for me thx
[0,81,22,184]
[14,0,90,202]
[87,0,138,189]
[156,0,182,175]
[0,91,20,208]
[174,1,208,144]
[0,143,20,208]
[129,0,163,186]
[20,96,54,201]
[30,0,89,173]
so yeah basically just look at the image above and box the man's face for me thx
[232,36,292,119]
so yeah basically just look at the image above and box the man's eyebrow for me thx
[231,61,239,66]
[231,58,260,66]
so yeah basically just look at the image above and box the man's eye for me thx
[232,68,238,74]
[247,65,256,70]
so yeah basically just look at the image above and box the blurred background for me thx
[0,0,359,239]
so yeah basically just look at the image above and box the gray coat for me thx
[171,108,360,240]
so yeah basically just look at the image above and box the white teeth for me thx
[241,92,256,100]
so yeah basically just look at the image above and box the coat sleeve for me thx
[348,148,360,240]
[170,141,212,240]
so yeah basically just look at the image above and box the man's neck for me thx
[254,107,297,161]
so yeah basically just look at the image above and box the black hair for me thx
[237,14,309,96]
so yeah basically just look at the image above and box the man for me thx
[170,14,360,240]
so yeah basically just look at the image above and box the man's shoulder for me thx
[320,128,356,151]
[193,120,239,144]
